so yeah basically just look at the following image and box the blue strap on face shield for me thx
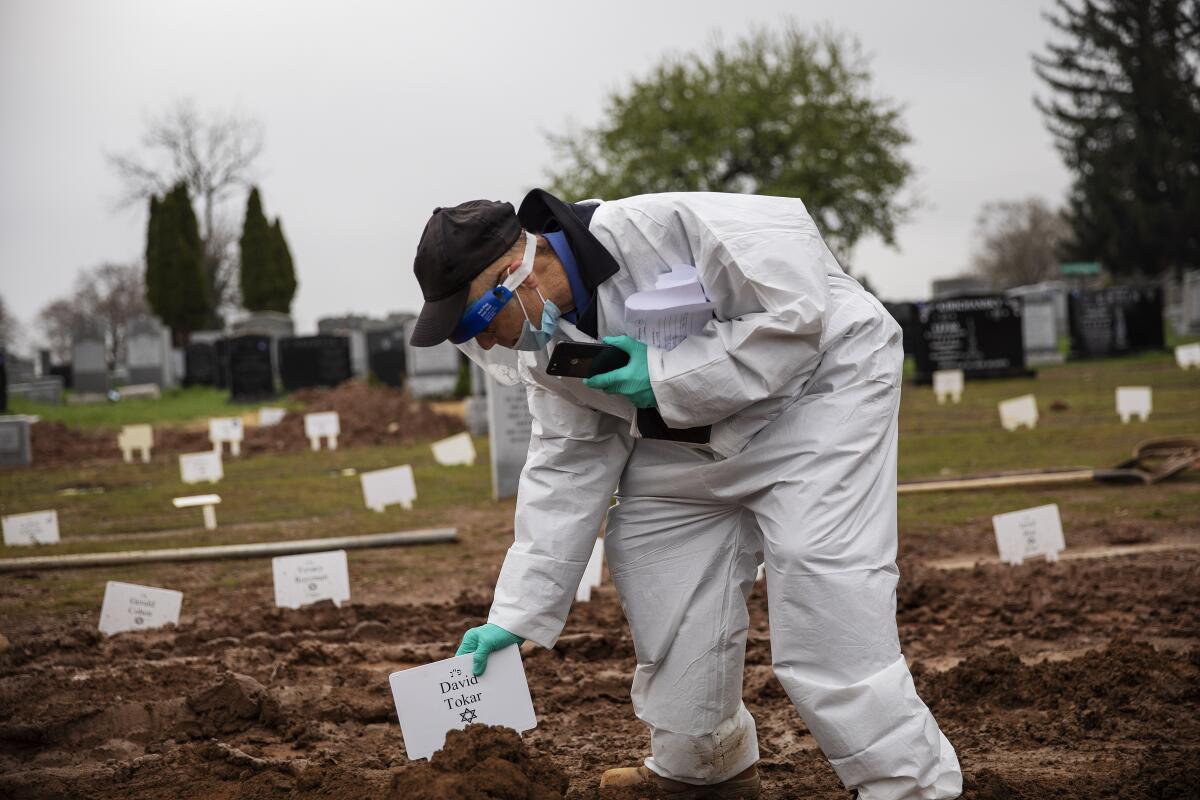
[448,233,536,345]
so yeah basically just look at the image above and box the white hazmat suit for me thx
[481,192,962,799]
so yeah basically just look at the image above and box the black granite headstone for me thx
[214,338,231,389]
[882,302,921,355]
[278,336,353,391]
[48,364,71,390]
[913,295,1030,383]
[227,334,274,401]
[366,328,407,388]
[1068,285,1165,359]
[184,342,218,387]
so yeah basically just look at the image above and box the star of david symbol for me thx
[459,707,478,724]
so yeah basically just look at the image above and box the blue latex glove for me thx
[456,623,524,676]
[583,335,658,408]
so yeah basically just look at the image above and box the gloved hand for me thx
[583,335,658,408]
[456,623,524,676]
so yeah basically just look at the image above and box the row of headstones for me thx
[896,285,1174,383]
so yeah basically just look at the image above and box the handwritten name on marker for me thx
[2,509,60,546]
[179,451,223,484]
[992,503,1066,566]
[389,647,536,760]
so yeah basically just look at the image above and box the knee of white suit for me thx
[644,703,760,786]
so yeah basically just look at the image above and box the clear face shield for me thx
[452,232,537,387]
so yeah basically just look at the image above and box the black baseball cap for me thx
[409,200,521,347]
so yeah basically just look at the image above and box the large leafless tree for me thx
[109,99,262,320]
[38,264,149,365]
[971,197,1071,290]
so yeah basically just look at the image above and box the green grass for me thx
[7,386,299,429]
[1,352,1197,563]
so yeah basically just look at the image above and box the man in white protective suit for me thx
[408,190,962,799]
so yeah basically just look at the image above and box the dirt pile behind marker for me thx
[30,381,465,467]
[387,725,569,800]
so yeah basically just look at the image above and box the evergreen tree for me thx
[144,195,162,313]
[268,218,297,313]
[144,183,210,338]
[239,187,272,310]
[1035,0,1200,277]
[239,187,297,313]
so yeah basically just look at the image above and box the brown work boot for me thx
[600,764,760,798]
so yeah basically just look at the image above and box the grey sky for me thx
[0,0,1069,348]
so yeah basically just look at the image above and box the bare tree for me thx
[37,264,149,365]
[108,99,263,317]
[971,198,1070,290]
[0,294,19,353]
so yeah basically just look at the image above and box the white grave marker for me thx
[272,550,351,609]
[431,432,476,467]
[172,493,221,530]
[1175,342,1200,369]
[1115,386,1152,423]
[361,464,417,512]
[389,647,537,761]
[2,509,60,546]
[209,417,244,456]
[992,503,1066,566]
[575,538,605,602]
[98,581,183,636]
[179,451,223,484]
[117,424,153,463]
[304,411,340,451]
[932,369,964,404]
[258,407,287,427]
[998,394,1038,431]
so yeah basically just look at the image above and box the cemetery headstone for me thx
[304,411,340,450]
[214,337,231,389]
[184,342,218,387]
[913,296,1030,383]
[882,301,921,355]
[6,354,35,384]
[366,327,407,388]
[125,317,172,387]
[1181,270,1200,335]
[1115,386,1152,423]
[486,351,533,500]
[992,503,1066,566]
[1068,285,1165,359]
[998,394,1038,431]
[8,377,64,405]
[360,464,417,511]
[0,350,6,412]
[1176,343,1200,369]
[71,327,109,394]
[173,493,221,530]
[2,509,60,546]
[209,417,244,456]
[1017,293,1062,365]
[404,320,461,399]
[259,407,287,427]
[575,538,605,603]
[0,415,32,467]
[179,451,223,484]
[227,335,274,401]
[932,369,964,404]
[278,335,353,391]
[388,647,537,761]
[431,432,476,466]
[98,581,183,636]
[272,550,351,609]
[118,424,153,463]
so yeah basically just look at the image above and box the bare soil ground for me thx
[1,525,1197,799]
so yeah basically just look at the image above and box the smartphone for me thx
[546,342,630,378]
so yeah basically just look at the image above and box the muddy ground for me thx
[1,532,1197,799]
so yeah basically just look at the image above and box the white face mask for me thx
[512,287,562,351]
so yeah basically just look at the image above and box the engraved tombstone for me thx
[404,321,461,399]
[71,327,109,394]
[485,351,533,500]
[227,335,274,401]
[125,317,172,387]
[0,415,33,468]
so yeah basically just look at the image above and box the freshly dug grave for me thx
[0,551,1197,798]
[30,381,465,467]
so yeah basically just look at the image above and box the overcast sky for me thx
[0,0,1070,349]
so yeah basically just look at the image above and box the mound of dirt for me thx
[386,725,569,800]
[30,381,465,467]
